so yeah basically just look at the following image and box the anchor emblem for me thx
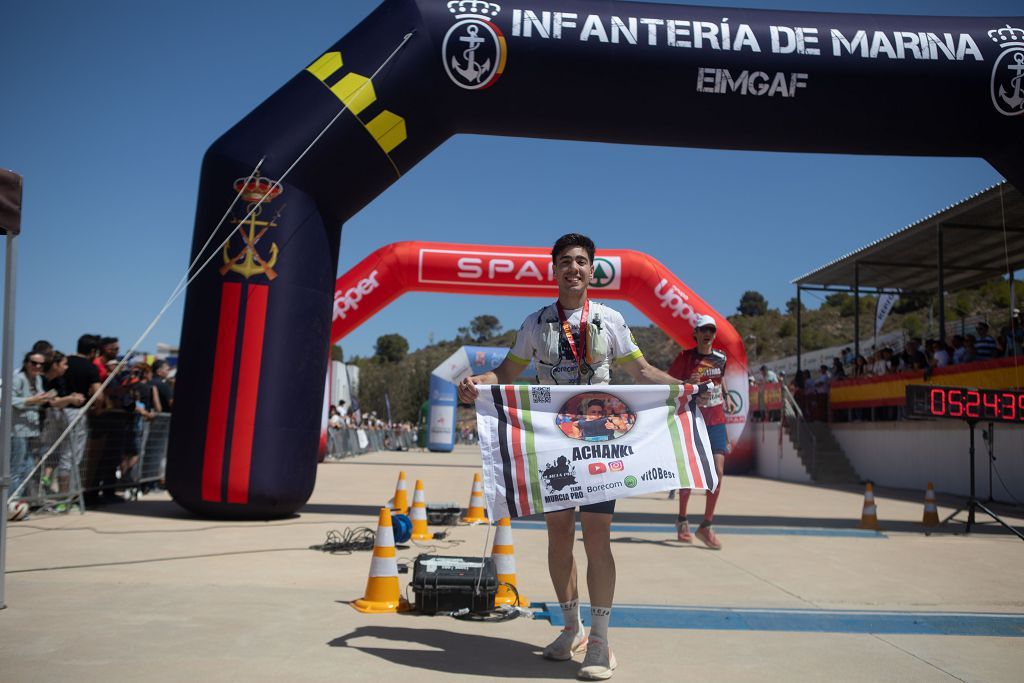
[221,177,284,280]
[987,25,1024,117]
[998,52,1024,112]
[452,24,491,84]
[442,2,505,91]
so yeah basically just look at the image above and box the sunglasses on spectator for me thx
[697,326,716,332]
[28,360,44,367]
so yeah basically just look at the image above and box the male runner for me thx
[458,233,704,680]
[668,314,732,550]
[577,399,617,441]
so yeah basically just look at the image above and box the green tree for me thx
[374,334,409,363]
[903,312,923,338]
[470,315,502,342]
[824,292,850,309]
[330,344,344,362]
[785,297,805,315]
[737,291,768,317]
[894,291,930,314]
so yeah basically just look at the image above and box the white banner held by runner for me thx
[475,384,717,520]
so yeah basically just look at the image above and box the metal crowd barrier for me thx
[324,427,417,460]
[11,410,171,512]
[13,417,420,511]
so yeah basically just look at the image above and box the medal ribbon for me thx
[556,299,589,383]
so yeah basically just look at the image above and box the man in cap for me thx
[667,314,734,549]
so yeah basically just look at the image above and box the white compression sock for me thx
[590,606,612,642]
[560,599,581,632]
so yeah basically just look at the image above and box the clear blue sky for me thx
[2,0,1019,361]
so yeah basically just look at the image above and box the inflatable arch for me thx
[425,344,533,452]
[331,242,741,454]
[168,0,1024,518]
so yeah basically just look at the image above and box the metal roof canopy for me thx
[793,182,1024,293]
[789,181,1024,370]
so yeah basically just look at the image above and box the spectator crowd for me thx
[759,313,1023,422]
[325,399,418,456]
[7,334,174,513]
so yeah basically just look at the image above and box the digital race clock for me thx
[905,385,1024,423]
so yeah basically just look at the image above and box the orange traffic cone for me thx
[858,483,881,530]
[391,471,409,515]
[462,472,489,524]
[352,507,410,613]
[492,517,528,607]
[922,482,940,527]
[410,479,434,541]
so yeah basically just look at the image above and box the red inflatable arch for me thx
[331,241,753,471]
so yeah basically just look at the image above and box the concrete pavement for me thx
[2,445,1022,682]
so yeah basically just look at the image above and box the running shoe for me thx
[695,524,722,550]
[542,627,587,661]
[675,520,692,543]
[578,636,617,680]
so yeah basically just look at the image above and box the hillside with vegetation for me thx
[348,277,1021,422]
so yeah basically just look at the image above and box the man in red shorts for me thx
[668,314,733,550]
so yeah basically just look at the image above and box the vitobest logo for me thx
[654,279,701,326]
[333,270,380,321]
[639,467,676,482]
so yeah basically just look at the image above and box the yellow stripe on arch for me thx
[496,35,507,74]
[307,52,342,81]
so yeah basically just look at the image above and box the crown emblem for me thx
[222,176,283,280]
[447,1,500,18]
[988,24,1024,45]
[234,176,282,204]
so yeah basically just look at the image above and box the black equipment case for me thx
[411,555,498,614]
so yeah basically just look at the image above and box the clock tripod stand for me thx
[934,420,1024,542]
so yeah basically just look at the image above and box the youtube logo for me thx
[588,462,608,475]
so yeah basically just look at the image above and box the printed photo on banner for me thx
[555,391,636,442]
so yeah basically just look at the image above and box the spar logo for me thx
[988,25,1024,116]
[443,1,507,90]
[591,257,616,288]
[726,389,744,416]
[419,248,622,290]
[333,270,380,321]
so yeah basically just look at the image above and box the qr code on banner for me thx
[531,387,552,404]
